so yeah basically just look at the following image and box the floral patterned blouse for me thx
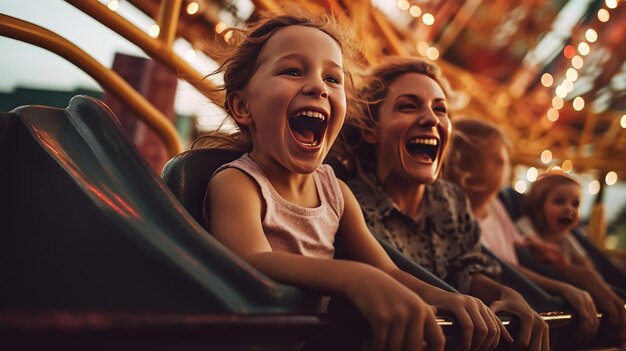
[348,174,501,293]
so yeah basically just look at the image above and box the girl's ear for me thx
[363,129,379,144]
[227,92,253,125]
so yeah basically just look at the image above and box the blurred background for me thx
[1,0,625,253]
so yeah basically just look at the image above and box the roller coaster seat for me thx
[0,95,369,350]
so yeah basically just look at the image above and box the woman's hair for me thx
[523,171,581,234]
[336,57,452,175]
[444,118,510,190]
[193,12,355,151]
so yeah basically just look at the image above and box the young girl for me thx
[201,13,509,351]
[444,118,600,341]
[339,57,549,350]
[518,171,626,344]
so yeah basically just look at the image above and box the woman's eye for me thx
[282,69,301,76]
[398,103,416,110]
[434,106,448,114]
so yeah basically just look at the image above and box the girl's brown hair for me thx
[193,13,355,151]
[444,118,510,190]
[523,171,581,235]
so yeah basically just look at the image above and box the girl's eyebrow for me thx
[274,53,343,69]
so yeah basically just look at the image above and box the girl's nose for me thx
[302,79,329,99]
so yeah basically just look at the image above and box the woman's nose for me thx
[417,109,439,128]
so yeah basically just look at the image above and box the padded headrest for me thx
[161,148,243,231]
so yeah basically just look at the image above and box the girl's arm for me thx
[469,274,549,350]
[208,169,444,351]
[336,180,511,351]
[511,264,599,340]
[550,261,626,338]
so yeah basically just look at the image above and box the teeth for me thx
[408,138,438,146]
[294,110,326,121]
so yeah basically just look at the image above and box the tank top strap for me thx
[314,164,344,219]
[212,153,274,200]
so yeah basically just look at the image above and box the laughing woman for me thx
[338,57,549,350]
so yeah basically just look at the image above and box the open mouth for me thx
[289,109,327,147]
[557,217,573,225]
[405,137,439,163]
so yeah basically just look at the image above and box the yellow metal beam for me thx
[157,0,182,48]
[65,0,223,106]
[0,13,182,157]
[250,0,280,12]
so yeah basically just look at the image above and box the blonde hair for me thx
[193,12,356,152]
[523,171,581,234]
[444,118,510,190]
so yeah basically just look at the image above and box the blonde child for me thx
[339,57,549,350]
[201,13,512,351]
[445,118,600,341]
[518,171,626,344]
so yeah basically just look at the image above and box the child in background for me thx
[445,118,599,341]
[518,171,626,345]
[199,13,509,351]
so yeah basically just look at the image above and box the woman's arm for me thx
[470,274,549,350]
[336,180,510,351]
[208,169,444,351]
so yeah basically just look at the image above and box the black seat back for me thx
[161,148,243,232]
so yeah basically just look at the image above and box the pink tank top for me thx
[213,154,343,258]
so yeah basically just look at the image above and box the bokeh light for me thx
[563,45,576,58]
[397,0,410,11]
[547,108,559,122]
[422,13,435,25]
[573,96,585,111]
[541,73,554,87]
[585,29,598,43]
[588,180,600,194]
[566,68,578,81]
[186,2,199,15]
[541,150,552,164]
[577,42,590,56]
[515,180,528,193]
[605,171,618,185]
[149,24,160,38]
[555,85,567,98]
[552,96,564,109]
[561,160,573,173]
[107,0,119,11]
[571,55,584,69]
[426,46,439,60]
[598,9,610,22]
[527,167,538,182]
[562,79,574,93]
[409,5,422,17]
